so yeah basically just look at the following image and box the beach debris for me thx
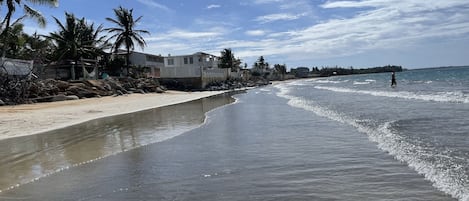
[204,78,269,91]
[0,75,270,105]
[0,77,168,105]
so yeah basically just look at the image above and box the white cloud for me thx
[168,30,222,39]
[245,30,267,36]
[321,0,390,8]
[253,0,284,4]
[143,0,469,67]
[255,13,307,23]
[218,0,469,66]
[136,0,171,11]
[321,0,468,11]
[206,4,221,9]
[147,28,225,42]
[279,1,308,10]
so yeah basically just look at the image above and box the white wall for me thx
[129,52,164,68]
[160,66,202,78]
[203,68,227,79]
[160,66,229,79]
[165,53,219,68]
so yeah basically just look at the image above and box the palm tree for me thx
[2,23,27,57]
[219,48,234,69]
[104,6,150,76]
[0,0,59,57]
[218,48,235,79]
[273,64,287,80]
[46,13,108,63]
[22,32,53,63]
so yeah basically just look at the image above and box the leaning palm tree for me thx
[0,0,59,57]
[46,12,108,63]
[104,6,150,75]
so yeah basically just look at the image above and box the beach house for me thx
[127,51,239,89]
[128,51,164,78]
[290,67,311,78]
[159,52,229,89]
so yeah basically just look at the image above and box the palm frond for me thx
[52,15,66,33]
[10,15,27,26]
[134,29,150,35]
[105,17,123,27]
[23,4,46,27]
[134,16,143,23]
[25,0,58,7]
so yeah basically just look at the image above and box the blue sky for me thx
[18,0,469,69]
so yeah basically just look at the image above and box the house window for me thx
[189,57,194,64]
[146,55,163,62]
[184,57,188,64]
[167,58,174,65]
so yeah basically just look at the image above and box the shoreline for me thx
[0,90,228,141]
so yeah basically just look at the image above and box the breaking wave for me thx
[353,81,372,85]
[313,79,349,84]
[314,86,469,104]
[274,83,469,201]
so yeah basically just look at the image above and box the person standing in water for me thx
[391,72,397,87]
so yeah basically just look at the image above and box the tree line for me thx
[311,65,404,77]
[0,1,148,76]
[0,1,404,80]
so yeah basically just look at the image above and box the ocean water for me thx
[274,66,469,200]
[1,67,468,200]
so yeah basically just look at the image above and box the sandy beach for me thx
[0,90,226,140]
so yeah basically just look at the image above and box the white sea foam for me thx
[315,86,469,104]
[353,79,376,85]
[274,83,469,200]
[353,81,371,85]
[288,80,309,86]
[413,80,433,84]
[375,123,469,201]
[313,79,349,84]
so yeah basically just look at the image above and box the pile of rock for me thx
[204,78,270,91]
[0,77,166,105]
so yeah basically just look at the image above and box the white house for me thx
[160,52,229,88]
[128,51,164,77]
[162,52,221,77]
[127,51,235,89]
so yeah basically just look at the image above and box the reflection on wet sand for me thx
[0,94,235,192]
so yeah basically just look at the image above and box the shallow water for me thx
[0,86,456,200]
[0,94,234,194]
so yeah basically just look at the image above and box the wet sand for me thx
[0,90,226,140]
[0,94,236,192]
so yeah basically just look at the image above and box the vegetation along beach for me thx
[1,1,469,201]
